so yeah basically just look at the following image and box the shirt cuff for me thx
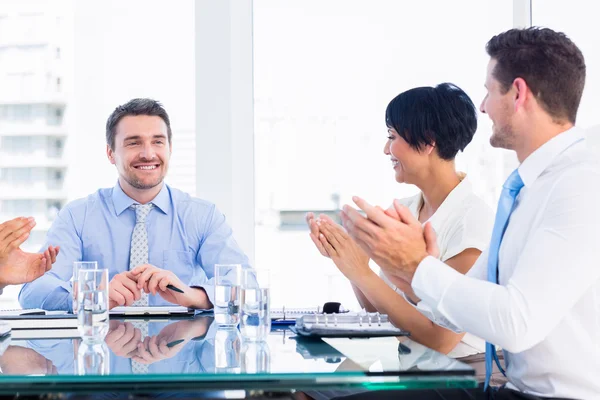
[189,277,215,310]
[43,281,73,312]
[412,256,462,310]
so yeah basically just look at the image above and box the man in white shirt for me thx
[340,28,598,399]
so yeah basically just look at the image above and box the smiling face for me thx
[107,115,171,193]
[480,59,518,150]
[383,128,431,184]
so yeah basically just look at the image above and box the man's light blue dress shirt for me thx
[18,182,251,311]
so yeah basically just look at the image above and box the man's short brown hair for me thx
[486,27,586,123]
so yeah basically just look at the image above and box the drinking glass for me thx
[77,340,110,375]
[241,341,270,374]
[213,327,242,373]
[77,268,109,342]
[214,264,242,327]
[72,261,99,314]
[240,269,271,341]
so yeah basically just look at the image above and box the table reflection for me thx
[77,341,109,375]
[0,316,472,381]
[11,316,215,376]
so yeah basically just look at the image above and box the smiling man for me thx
[19,98,251,311]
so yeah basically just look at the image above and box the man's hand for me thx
[130,264,210,309]
[341,197,432,283]
[105,320,142,358]
[130,317,213,365]
[0,346,58,375]
[108,271,142,309]
[314,215,374,283]
[0,217,60,288]
[131,335,179,365]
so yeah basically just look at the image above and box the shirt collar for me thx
[112,181,170,216]
[411,173,471,225]
[518,127,585,187]
[427,173,472,225]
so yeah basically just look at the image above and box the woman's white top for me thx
[379,174,494,358]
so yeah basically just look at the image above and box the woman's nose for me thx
[383,140,391,155]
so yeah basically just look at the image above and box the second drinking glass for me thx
[240,269,271,342]
[214,264,242,327]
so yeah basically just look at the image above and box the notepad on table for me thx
[0,314,77,330]
[293,312,409,338]
[9,328,80,340]
[110,306,194,316]
[0,308,47,317]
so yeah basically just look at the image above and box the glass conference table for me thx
[0,315,476,396]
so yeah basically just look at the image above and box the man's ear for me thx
[513,77,528,112]
[107,144,116,165]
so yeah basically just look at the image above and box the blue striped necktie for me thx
[484,169,524,389]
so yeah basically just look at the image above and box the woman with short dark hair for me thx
[307,83,501,383]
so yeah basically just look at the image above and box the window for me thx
[0,105,33,121]
[46,200,63,221]
[0,136,32,153]
[46,105,64,126]
[253,0,513,308]
[46,168,65,190]
[47,137,64,158]
[1,199,34,214]
[0,0,197,306]
[0,168,33,187]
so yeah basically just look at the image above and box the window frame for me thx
[193,0,532,267]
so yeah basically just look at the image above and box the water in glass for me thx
[77,340,110,375]
[214,284,240,326]
[240,287,271,341]
[241,341,270,373]
[77,269,109,342]
[214,327,242,373]
[72,261,99,314]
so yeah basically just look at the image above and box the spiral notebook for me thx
[271,306,321,321]
[292,312,409,338]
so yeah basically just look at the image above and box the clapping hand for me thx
[341,197,438,284]
[0,217,60,289]
[306,213,372,283]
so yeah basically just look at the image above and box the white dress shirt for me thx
[379,175,494,358]
[411,127,600,399]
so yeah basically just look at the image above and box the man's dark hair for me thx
[105,98,172,150]
[385,83,477,160]
[486,27,586,123]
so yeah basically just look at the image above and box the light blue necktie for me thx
[484,169,524,390]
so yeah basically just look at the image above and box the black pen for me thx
[167,284,184,293]
[166,339,185,348]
